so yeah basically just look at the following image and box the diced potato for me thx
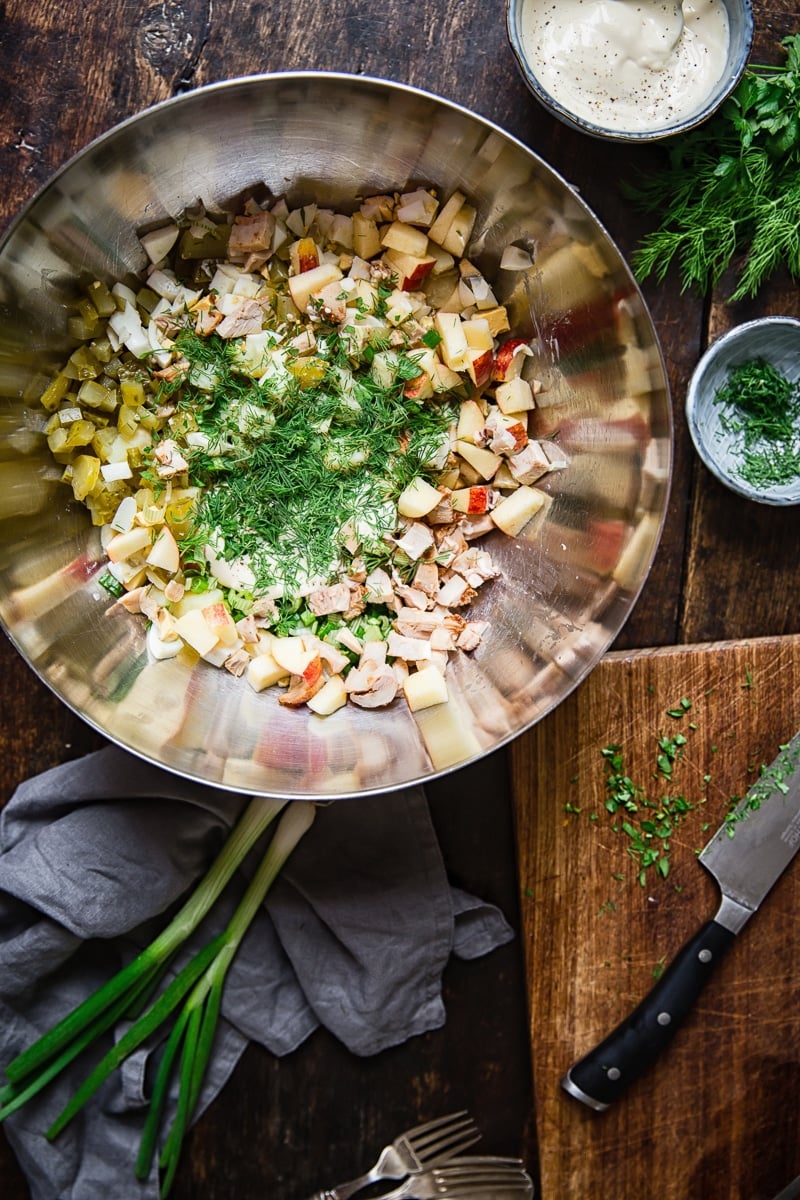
[403,665,449,712]
[397,476,443,519]
[247,652,290,693]
[146,526,180,573]
[287,262,343,312]
[455,440,502,480]
[434,311,469,371]
[106,524,153,562]
[270,635,317,677]
[495,377,536,414]
[440,204,477,257]
[173,609,220,657]
[352,212,382,260]
[428,190,466,245]
[171,588,226,617]
[490,485,545,536]
[307,674,348,715]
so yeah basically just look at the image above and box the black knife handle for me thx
[561,918,736,1110]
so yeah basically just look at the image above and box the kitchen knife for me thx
[562,731,800,1111]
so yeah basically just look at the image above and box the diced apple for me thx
[106,525,153,563]
[270,635,316,677]
[287,262,343,311]
[495,376,536,414]
[466,347,494,389]
[383,248,436,291]
[427,190,466,245]
[173,608,220,657]
[451,485,496,514]
[246,651,290,692]
[457,399,486,443]
[307,674,348,716]
[397,476,444,519]
[434,311,469,371]
[381,220,430,258]
[455,440,502,480]
[493,337,532,381]
[146,526,180,574]
[493,462,520,489]
[490,485,545,536]
[201,600,238,647]
[403,664,449,712]
[289,237,320,275]
[352,212,382,260]
[440,203,477,257]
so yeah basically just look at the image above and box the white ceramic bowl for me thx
[506,0,754,143]
[685,317,800,506]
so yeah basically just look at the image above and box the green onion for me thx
[0,796,315,1196]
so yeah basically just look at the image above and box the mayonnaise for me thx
[519,0,731,132]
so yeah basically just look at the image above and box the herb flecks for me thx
[599,706,696,886]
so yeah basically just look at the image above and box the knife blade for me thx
[561,730,800,1111]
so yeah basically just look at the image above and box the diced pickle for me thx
[86,279,118,318]
[40,373,72,413]
[78,379,118,412]
[120,379,147,407]
[68,346,101,380]
[92,426,119,462]
[71,454,101,501]
[117,405,140,436]
[179,222,230,260]
[136,287,160,315]
[47,427,69,455]
[68,315,101,341]
[64,419,96,449]
[91,337,115,364]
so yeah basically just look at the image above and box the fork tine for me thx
[403,1111,472,1140]
[408,1115,481,1163]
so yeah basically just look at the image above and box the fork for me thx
[307,1112,482,1200]
[370,1159,534,1200]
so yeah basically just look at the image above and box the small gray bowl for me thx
[506,0,754,143]
[685,317,800,506]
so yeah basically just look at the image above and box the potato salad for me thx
[39,185,566,715]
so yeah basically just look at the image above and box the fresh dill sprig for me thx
[711,357,800,488]
[625,34,800,300]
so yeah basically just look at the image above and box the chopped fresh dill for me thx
[157,323,458,596]
[712,357,800,489]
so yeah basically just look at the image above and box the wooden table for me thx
[1,2,798,1197]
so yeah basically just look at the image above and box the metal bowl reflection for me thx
[0,73,672,798]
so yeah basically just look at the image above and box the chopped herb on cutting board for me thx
[625,33,800,300]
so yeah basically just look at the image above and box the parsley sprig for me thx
[627,34,800,299]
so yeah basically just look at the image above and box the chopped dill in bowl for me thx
[712,357,800,490]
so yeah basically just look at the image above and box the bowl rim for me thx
[685,315,800,506]
[504,0,755,144]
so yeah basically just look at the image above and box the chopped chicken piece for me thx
[386,631,431,661]
[394,583,429,610]
[508,440,550,485]
[412,561,439,599]
[393,521,436,561]
[216,298,265,339]
[349,664,399,708]
[437,574,476,608]
[224,648,252,677]
[236,614,259,644]
[154,439,189,479]
[364,567,394,605]
[460,513,496,540]
[228,210,276,257]
[307,581,351,616]
[456,620,489,651]
[318,642,350,675]
[107,586,149,616]
[451,547,500,587]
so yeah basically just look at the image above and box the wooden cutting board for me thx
[510,634,800,1200]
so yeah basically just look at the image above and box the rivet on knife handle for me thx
[561,917,736,1110]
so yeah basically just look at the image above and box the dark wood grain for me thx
[1,0,800,1196]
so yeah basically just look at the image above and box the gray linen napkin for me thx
[0,746,513,1200]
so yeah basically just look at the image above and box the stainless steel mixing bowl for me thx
[0,73,672,799]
